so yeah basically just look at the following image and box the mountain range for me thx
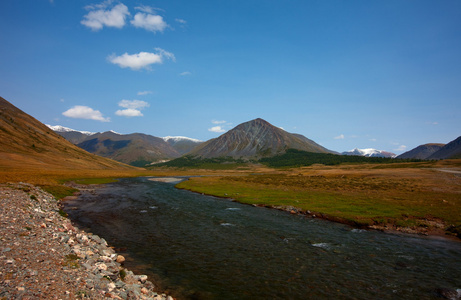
[49,117,461,166]
[2,96,459,170]
[48,125,203,166]
[342,148,396,158]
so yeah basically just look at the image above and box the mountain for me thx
[162,136,203,155]
[0,97,133,171]
[397,143,445,160]
[46,124,95,135]
[187,118,333,158]
[47,124,95,144]
[75,132,182,166]
[342,148,396,158]
[427,136,461,160]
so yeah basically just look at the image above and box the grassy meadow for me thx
[175,160,461,237]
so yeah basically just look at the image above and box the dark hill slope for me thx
[56,130,90,144]
[428,136,461,160]
[187,118,333,158]
[0,97,133,170]
[397,143,445,160]
[76,132,181,166]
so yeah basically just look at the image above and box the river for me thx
[62,177,461,300]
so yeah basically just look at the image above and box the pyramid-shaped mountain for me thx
[187,118,333,158]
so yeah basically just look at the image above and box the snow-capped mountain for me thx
[162,136,203,143]
[342,148,396,158]
[46,124,94,135]
[162,136,203,155]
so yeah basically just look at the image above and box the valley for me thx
[1,95,461,299]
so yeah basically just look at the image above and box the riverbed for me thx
[63,177,461,300]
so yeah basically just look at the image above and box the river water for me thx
[63,177,461,300]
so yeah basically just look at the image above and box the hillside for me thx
[76,132,181,166]
[397,143,445,160]
[0,97,134,173]
[187,118,333,159]
[428,136,461,160]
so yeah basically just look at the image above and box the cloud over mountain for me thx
[115,100,149,117]
[62,105,110,122]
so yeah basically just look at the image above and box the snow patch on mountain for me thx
[342,148,396,158]
[46,124,94,135]
[162,136,202,143]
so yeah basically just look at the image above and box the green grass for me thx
[40,185,79,199]
[153,155,250,169]
[73,178,119,185]
[176,173,461,232]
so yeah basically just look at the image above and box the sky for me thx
[1,0,460,154]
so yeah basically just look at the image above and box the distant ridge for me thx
[46,124,95,136]
[187,118,333,158]
[342,148,396,158]
[50,126,202,166]
[162,136,203,155]
[0,97,133,170]
[427,136,461,160]
[397,143,445,160]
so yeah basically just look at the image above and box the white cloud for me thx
[180,71,191,76]
[134,5,157,14]
[62,105,110,122]
[115,99,149,117]
[131,12,167,32]
[334,134,345,140]
[175,18,187,24]
[81,2,130,31]
[369,138,377,142]
[212,120,227,124]
[118,99,149,109]
[394,145,407,151]
[108,48,175,70]
[208,126,226,133]
[137,91,152,96]
[115,108,143,117]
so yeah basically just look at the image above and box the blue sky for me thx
[1,0,460,154]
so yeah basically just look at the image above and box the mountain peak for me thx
[46,124,95,136]
[187,118,333,158]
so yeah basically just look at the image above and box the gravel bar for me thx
[0,182,175,300]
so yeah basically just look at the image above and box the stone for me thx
[138,275,148,283]
[116,255,126,264]
[436,288,460,299]
[96,263,108,271]
[107,282,116,292]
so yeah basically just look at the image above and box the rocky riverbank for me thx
[0,182,175,300]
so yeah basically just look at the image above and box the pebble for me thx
[0,183,176,300]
